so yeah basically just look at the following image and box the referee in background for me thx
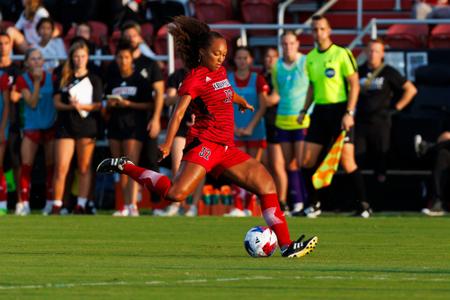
[298,15,372,218]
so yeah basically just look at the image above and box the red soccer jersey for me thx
[178,66,235,146]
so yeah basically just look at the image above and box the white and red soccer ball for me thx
[244,226,278,257]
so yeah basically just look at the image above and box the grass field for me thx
[1,214,450,299]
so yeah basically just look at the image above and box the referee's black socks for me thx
[347,169,371,210]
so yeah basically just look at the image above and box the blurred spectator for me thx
[261,46,289,214]
[153,66,202,217]
[52,40,103,214]
[416,131,450,216]
[0,32,15,215]
[14,48,56,216]
[104,42,152,217]
[121,20,156,59]
[356,38,416,183]
[106,20,164,173]
[269,31,309,216]
[225,46,268,217]
[34,17,66,72]
[7,0,50,53]
[412,0,450,19]
[299,15,371,218]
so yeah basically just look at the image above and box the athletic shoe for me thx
[152,208,166,216]
[165,203,180,216]
[281,235,318,258]
[15,202,30,216]
[184,205,197,217]
[224,208,247,217]
[0,208,7,216]
[352,208,373,218]
[290,202,304,217]
[42,202,53,216]
[303,202,322,218]
[96,157,134,173]
[243,209,253,217]
[85,201,97,215]
[113,207,130,217]
[128,205,140,217]
[414,135,432,157]
[73,205,86,215]
[52,205,62,215]
[422,200,446,216]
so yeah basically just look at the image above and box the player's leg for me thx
[267,142,288,211]
[74,138,96,213]
[42,137,55,215]
[301,141,324,217]
[123,139,143,212]
[221,154,318,257]
[0,141,8,215]
[341,142,371,217]
[16,134,39,215]
[53,138,76,212]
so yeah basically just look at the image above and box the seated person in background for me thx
[415,131,450,216]
[34,17,66,72]
[412,0,449,19]
[6,0,51,53]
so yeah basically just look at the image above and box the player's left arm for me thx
[147,80,164,138]
[342,71,360,131]
[233,93,254,113]
[394,81,417,111]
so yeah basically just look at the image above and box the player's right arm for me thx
[158,94,192,160]
[298,84,314,124]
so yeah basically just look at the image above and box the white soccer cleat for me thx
[113,207,130,217]
[184,205,197,217]
[224,208,247,217]
[15,202,30,216]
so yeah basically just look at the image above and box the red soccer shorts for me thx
[234,139,267,149]
[24,127,56,144]
[182,139,251,177]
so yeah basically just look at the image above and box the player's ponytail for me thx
[169,16,224,70]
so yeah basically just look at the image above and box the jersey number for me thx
[199,146,211,160]
[224,89,233,103]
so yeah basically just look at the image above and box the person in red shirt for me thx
[97,16,318,258]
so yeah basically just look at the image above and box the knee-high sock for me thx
[46,165,54,201]
[303,167,317,206]
[0,167,7,202]
[260,193,291,248]
[287,170,307,206]
[20,164,32,202]
[347,168,370,210]
[122,163,171,199]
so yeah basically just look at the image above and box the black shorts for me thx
[176,122,189,138]
[5,128,21,169]
[107,125,147,142]
[265,123,279,144]
[55,124,97,139]
[306,102,354,146]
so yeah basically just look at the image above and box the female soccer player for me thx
[14,48,56,216]
[105,42,153,217]
[97,16,318,257]
[53,40,103,214]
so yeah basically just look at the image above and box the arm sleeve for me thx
[137,79,152,103]
[15,75,29,92]
[15,14,25,29]
[387,67,407,93]
[341,48,358,77]
[149,61,164,84]
[178,72,201,99]
[256,73,270,94]
[91,75,103,102]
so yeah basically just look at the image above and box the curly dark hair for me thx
[169,16,224,70]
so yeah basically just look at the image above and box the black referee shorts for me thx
[305,102,354,146]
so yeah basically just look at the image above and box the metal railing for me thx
[349,18,450,50]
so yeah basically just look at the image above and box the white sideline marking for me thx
[1,275,449,290]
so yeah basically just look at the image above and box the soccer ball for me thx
[244,226,278,257]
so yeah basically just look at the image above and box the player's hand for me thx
[186,113,195,127]
[147,118,161,138]
[117,99,130,107]
[297,112,306,124]
[31,68,42,82]
[341,114,354,131]
[239,101,254,113]
[240,127,253,136]
[158,143,170,161]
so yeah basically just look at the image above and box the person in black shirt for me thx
[356,38,417,182]
[53,40,103,214]
[106,21,164,172]
[105,42,152,217]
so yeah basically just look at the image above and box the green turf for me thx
[1,214,450,299]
